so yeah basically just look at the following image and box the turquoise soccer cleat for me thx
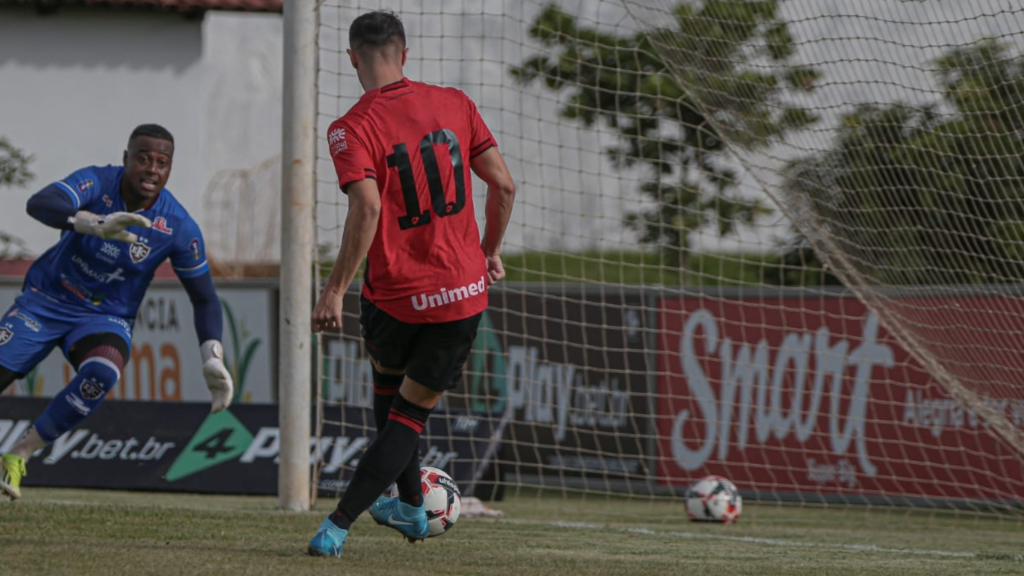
[307,517,348,557]
[369,496,429,542]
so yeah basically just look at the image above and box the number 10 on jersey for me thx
[387,128,466,230]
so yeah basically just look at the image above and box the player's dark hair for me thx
[128,124,174,146]
[349,10,406,52]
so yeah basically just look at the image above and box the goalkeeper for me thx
[0,124,233,501]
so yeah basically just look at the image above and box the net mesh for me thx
[313,0,1024,518]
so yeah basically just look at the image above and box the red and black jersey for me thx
[328,78,498,323]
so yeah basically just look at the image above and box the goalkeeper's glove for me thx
[200,340,234,413]
[71,210,152,243]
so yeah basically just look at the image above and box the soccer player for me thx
[0,124,234,500]
[307,10,516,558]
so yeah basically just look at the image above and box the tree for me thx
[0,137,33,188]
[510,2,819,270]
[0,137,34,259]
[782,40,1024,285]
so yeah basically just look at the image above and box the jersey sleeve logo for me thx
[152,217,174,235]
[129,242,151,264]
[77,179,94,194]
[329,127,348,155]
[189,238,201,260]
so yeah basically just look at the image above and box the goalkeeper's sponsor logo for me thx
[328,127,347,155]
[129,242,151,263]
[99,242,121,262]
[65,393,92,415]
[152,217,174,235]
[6,309,41,333]
[60,277,107,305]
[107,316,132,334]
[410,276,486,311]
[71,255,125,284]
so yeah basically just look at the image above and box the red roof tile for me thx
[0,0,281,13]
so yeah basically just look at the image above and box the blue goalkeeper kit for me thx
[1,165,211,373]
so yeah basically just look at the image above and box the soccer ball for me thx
[685,475,742,524]
[420,466,461,537]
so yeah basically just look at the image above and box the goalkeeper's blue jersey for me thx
[23,164,210,319]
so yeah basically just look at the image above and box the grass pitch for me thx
[0,488,1021,576]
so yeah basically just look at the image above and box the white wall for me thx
[0,7,282,259]
[0,7,204,254]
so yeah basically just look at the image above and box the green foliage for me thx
[501,250,839,287]
[511,2,819,271]
[223,301,262,402]
[0,136,33,188]
[0,136,33,259]
[783,39,1024,285]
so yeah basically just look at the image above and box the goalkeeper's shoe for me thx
[307,517,348,558]
[369,496,429,542]
[0,453,26,501]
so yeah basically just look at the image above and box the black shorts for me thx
[360,296,482,392]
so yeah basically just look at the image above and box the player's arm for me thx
[312,179,380,333]
[178,272,232,413]
[26,185,77,230]
[179,271,224,347]
[471,147,516,284]
[26,176,150,243]
[173,226,233,413]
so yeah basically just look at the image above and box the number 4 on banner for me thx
[164,410,254,482]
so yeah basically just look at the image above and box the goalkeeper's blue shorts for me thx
[0,288,133,374]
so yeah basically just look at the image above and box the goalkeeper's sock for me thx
[329,393,433,530]
[372,370,423,507]
[34,351,122,444]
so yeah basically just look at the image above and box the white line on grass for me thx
[532,520,978,559]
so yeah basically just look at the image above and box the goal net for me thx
[313,0,1024,517]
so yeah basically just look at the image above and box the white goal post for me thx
[278,0,316,511]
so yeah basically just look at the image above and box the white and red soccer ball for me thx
[420,466,461,537]
[685,475,742,524]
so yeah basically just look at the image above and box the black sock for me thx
[371,371,423,506]
[396,452,423,507]
[331,393,433,530]
[371,369,403,432]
